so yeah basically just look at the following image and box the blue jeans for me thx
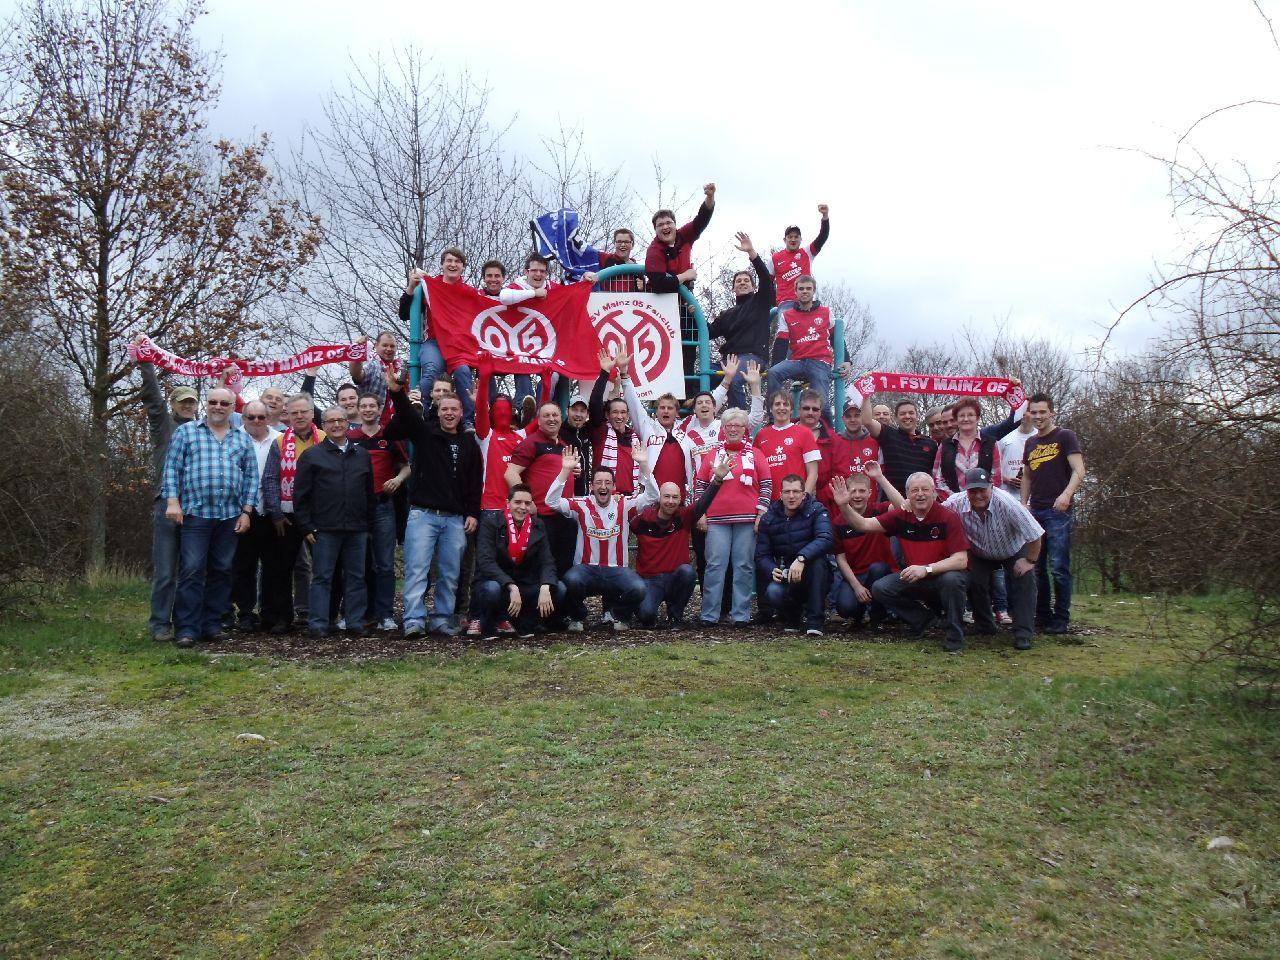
[1032,507,1074,626]
[173,515,238,640]
[309,530,368,634]
[149,498,181,636]
[419,339,475,421]
[403,509,466,632]
[768,357,834,423]
[701,522,756,624]
[723,351,765,411]
[763,559,831,630]
[369,501,398,622]
[833,561,892,626]
[638,565,697,626]
[991,566,1009,614]
[562,565,645,622]
[473,579,566,633]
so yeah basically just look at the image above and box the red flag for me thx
[424,278,601,380]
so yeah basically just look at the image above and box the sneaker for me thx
[806,627,824,637]
[403,623,426,639]
[336,618,347,631]
[465,619,483,637]
[1014,636,1032,650]
[175,635,196,648]
[202,630,231,644]
[378,618,397,632]
[1045,622,1071,635]
[783,625,801,634]
[497,620,517,635]
[612,619,630,632]
[151,628,174,643]
[996,611,1013,626]
[601,610,615,625]
[567,620,584,633]
[962,610,975,624]
[235,616,258,633]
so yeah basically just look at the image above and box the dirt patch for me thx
[0,676,145,740]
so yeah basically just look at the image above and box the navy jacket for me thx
[755,494,834,578]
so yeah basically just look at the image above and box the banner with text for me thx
[588,292,685,403]
[851,371,1027,410]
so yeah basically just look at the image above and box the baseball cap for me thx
[169,386,198,404]
[568,399,588,409]
[964,467,993,490]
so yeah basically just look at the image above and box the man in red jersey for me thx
[769,204,830,318]
[646,182,716,388]
[505,401,578,577]
[753,390,820,497]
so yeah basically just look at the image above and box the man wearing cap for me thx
[943,467,1044,649]
[769,206,830,322]
[133,336,199,642]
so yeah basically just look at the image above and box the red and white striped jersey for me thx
[544,474,658,567]
[676,414,722,471]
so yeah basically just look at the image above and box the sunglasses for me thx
[242,414,267,421]
[207,400,233,407]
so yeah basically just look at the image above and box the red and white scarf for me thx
[850,371,1027,409]
[129,336,370,392]
[505,509,532,564]
[278,428,304,504]
[718,442,759,487]
[599,429,641,490]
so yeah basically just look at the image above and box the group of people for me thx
[145,195,1086,652]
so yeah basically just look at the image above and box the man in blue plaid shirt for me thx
[161,386,259,648]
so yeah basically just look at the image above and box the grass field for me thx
[1,581,1276,959]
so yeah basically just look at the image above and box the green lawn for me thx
[1,582,1276,959]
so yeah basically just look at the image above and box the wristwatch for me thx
[925,563,934,576]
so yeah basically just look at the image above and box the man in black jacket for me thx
[294,407,376,638]
[707,232,775,410]
[755,474,835,635]
[385,378,482,638]
[472,484,566,638]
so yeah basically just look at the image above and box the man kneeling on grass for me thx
[755,474,834,636]
[545,445,657,632]
[835,471,970,652]
[472,483,566,639]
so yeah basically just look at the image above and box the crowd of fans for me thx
[145,193,1086,653]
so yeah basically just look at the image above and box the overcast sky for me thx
[24,0,1280,360]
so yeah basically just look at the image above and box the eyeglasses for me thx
[800,406,822,411]
[322,417,347,425]
[207,400,232,407]
[242,414,266,421]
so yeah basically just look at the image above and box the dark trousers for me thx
[833,561,893,626]
[762,560,831,630]
[638,565,698,626]
[262,515,307,630]
[543,512,580,578]
[562,565,645,622]
[874,570,968,647]
[473,579,566,633]
[969,553,1036,645]
[309,530,368,634]
[231,512,280,624]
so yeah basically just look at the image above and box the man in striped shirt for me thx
[160,386,259,649]
[944,467,1044,650]
[545,444,657,632]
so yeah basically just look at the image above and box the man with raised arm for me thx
[859,394,938,497]
[707,232,775,410]
[588,349,641,496]
[769,205,830,316]
[829,466,897,631]
[616,346,698,500]
[545,444,658,632]
[646,182,716,385]
[836,471,970,652]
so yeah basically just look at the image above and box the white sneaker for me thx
[601,610,615,624]
[996,611,1013,625]
[567,620,584,633]
[336,618,347,631]
[378,618,397,632]
[612,619,630,632]
[962,611,974,624]
[806,627,824,637]
[465,619,482,637]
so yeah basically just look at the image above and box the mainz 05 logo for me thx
[595,301,674,387]
[472,306,557,359]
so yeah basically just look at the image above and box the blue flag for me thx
[531,208,600,280]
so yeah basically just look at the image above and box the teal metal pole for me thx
[408,283,424,390]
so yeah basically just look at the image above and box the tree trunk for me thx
[85,411,109,573]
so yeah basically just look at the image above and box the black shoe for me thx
[908,615,937,640]
[268,622,290,635]
[202,631,231,644]
[308,629,327,640]
[175,635,196,648]
[942,637,963,653]
[236,617,258,633]
[1045,622,1071,635]
[1014,636,1032,650]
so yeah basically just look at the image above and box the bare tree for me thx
[0,0,320,570]
[288,49,528,348]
